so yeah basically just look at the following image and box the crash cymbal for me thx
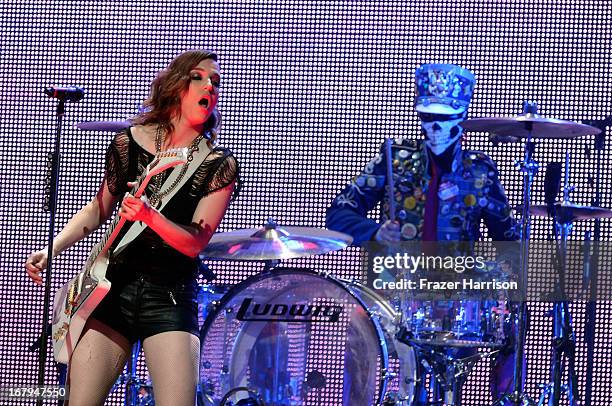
[461,113,601,139]
[523,203,612,222]
[76,120,132,132]
[201,220,353,260]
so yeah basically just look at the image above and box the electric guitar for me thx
[51,148,188,364]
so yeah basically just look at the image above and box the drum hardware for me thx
[200,218,353,261]
[519,202,612,222]
[198,261,218,282]
[109,341,155,406]
[397,316,505,406]
[197,221,355,404]
[125,341,143,405]
[382,391,401,406]
[399,292,510,350]
[516,153,608,405]
[405,338,501,406]
[197,383,216,406]
[196,277,231,399]
[498,110,536,405]
[75,119,132,132]
[197,283,228,330]
[382,385,417,406]
[262,259,281,273]
[463,101,601,406]
[198,269,417,405]
[534,155,580,406]
[75,104,153,133]
[135,385,155,406]
[304,369,327,388]
[460,111,601,139]
[581,115,610,406]
[396,324,505,350]
[197,218,356,406]
[218,387,264,406]
[382,135,492,404]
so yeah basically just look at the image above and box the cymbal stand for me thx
[410,343,500,405]
[263,259,281,272]
[126,341,143,405]
[537,153,579,406]
[494,101,539,406]
[111,341,146,406]
[582,116,609,405]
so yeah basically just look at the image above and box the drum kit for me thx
[80,102,609,405]
[461,102,607,406]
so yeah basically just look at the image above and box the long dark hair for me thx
[134,50,221,144]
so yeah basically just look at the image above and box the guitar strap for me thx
[112,135,212,256]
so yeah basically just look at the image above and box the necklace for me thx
[149,125,208,207]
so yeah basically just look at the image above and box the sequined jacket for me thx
[326,138,518,244]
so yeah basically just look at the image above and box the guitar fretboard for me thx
[83,160,156,275]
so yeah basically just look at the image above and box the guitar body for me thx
[49,148,188,364]
[52,255,111,364]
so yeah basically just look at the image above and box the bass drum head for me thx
[347,282,417,405]
[199,269,392,405]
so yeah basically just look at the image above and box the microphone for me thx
[44,86,84,102]
[544,162,562,217]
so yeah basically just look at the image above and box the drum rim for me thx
[198,267,391,405]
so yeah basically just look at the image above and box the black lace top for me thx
[105,128,239,282]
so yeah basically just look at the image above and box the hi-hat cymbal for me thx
[76,120,132,132]
[461,113,601,139]
[201,220,353,260]
[521,203,612,222]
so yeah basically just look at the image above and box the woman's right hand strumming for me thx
[25,249,50,286]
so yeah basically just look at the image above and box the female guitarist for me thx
[25,49,238,406]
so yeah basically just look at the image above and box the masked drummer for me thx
[326,64,519,404]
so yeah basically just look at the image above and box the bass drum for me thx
[199,269,416,405]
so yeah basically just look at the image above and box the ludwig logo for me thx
[236,298,343,322]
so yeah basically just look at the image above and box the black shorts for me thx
[90,271,200,343]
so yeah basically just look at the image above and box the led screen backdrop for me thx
[1,0,611,404]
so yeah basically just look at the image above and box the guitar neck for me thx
[81,149,188,274]
[85,214,127,268]
[84,176,149,272]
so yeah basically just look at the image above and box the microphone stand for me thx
[37,97,67,406]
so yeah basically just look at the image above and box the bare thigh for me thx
[67,318,131,406]
[143,331,200,406]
